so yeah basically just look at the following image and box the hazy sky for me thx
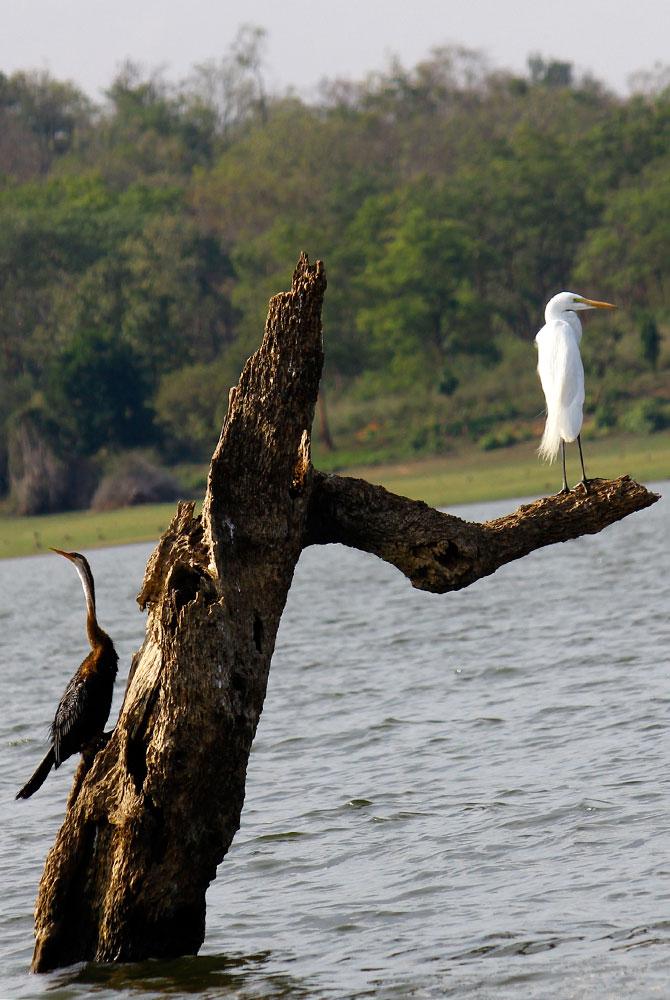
[1,0,668,99]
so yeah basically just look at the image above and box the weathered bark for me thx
[30,255,659,972]
[305,471,658,593]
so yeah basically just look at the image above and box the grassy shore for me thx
[0,432,667,559]
[0,503,180,560]
[353,431,670,508]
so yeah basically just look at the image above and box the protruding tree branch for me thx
[305,472,659,592]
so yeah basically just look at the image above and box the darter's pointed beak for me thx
[50,547,76,562]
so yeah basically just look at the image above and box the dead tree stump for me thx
[30,255,659,971]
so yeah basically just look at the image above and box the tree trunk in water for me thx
[30,255,659,971]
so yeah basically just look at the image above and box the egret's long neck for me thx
[564,310,583,341]
[545,303,583,341]
[74,561,106,647]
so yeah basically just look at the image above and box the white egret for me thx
[536,291,616,493]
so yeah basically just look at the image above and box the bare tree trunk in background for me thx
[317,386,335,452]
[30,255,659,972]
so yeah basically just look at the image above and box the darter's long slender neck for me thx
[73,560,107,648]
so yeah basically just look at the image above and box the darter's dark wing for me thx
[51,672,90,765]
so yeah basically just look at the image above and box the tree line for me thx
[0,29,668,511]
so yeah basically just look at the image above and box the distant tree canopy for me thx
[45,327,154,455]
[0,37,668,504]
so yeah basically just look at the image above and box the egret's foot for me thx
[553,485,570,497]
[574,478,591,495]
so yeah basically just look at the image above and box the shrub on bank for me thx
[91,454,182,511]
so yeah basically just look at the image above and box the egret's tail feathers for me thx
[16,748,55,799]
[538,412,562,464]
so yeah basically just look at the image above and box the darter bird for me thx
[16,549,118,799]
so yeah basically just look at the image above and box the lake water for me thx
[1,486,668,999]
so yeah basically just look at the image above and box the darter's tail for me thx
[16,748,55,799]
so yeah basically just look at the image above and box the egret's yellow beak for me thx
[578,297,617,310]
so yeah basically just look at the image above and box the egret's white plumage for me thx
[535,291,616,490]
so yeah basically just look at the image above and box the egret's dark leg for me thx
[576,434,590,493]
[555,439,570,495]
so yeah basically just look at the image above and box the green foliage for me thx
[0,174,184,383]
[186,24,268,137]
[527,55,573,88]
[437,367,459,397]
[357,203,453,359]
[0,69,92,175]
[119,215,235,379]
[478,428,523,451]
[448,127,595,328]
[639,314,661,370]
[593,402,617,430]
[620,399,670,435]
[75,63,219,183]
[353,193,494,380]
[0,46,669,495]
[45,328,154,455]
[574,157,670,309]
[154,353,243,460]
